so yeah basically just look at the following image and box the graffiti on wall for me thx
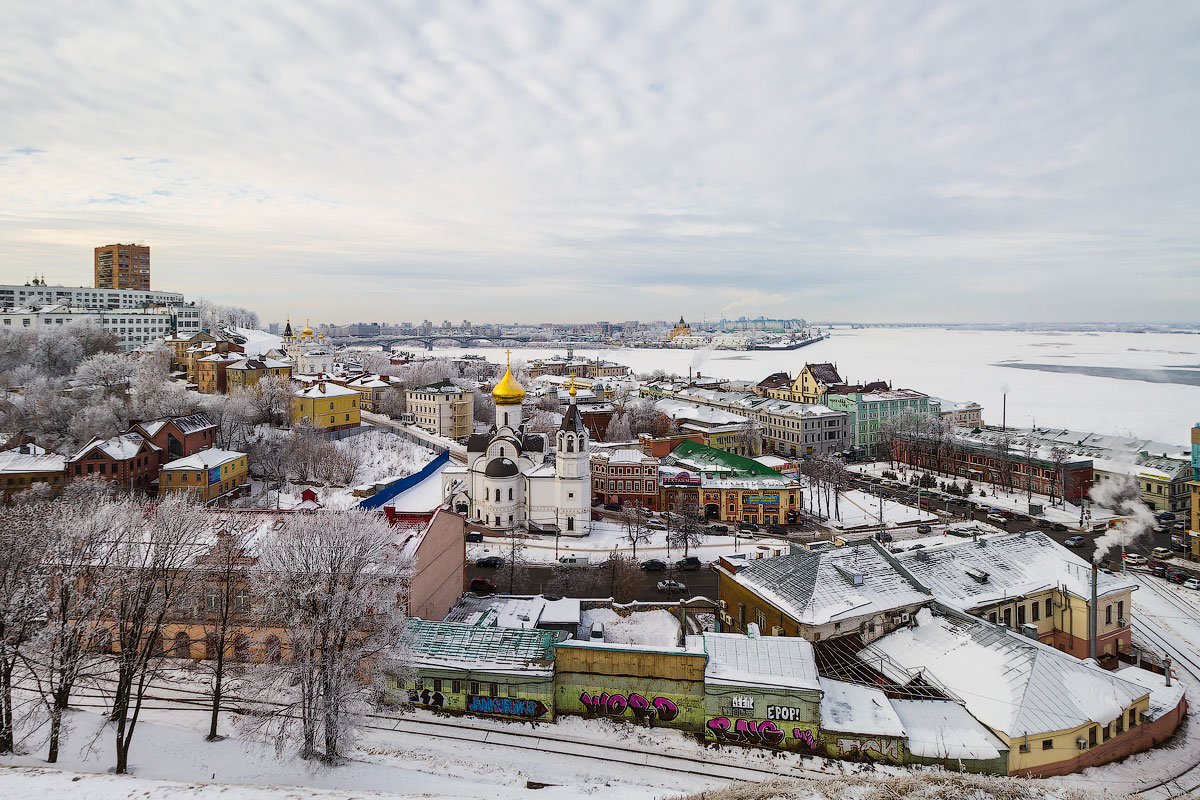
[466,695,548,718]
[706,718,818,750]
[579,691,679,723]
[835,736,899,759]
[409,689,445,708]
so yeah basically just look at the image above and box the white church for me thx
[442,357,592,536]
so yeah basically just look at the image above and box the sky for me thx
[2,1,1198,325]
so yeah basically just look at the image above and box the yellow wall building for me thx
[0,444,66,503]
[291,381,361,431]
[225,357,293,393]
[667,316,691,342]
[158,449,248,502]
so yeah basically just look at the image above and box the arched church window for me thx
[494,488,500,502]
[566,439,574,453]
[503,412,509,426]
[508,488,513,500]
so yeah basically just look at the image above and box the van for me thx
[559,555,590,566]
[464,531,483,543]
[1151,547,1172,560]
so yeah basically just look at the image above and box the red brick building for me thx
[130,412,218,461]
[66,433,162,494]
[590,448,660,511]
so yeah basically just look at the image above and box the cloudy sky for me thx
[2,1,1198,325]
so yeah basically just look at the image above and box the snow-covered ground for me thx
[254,429,434,511]
[579,607,682,644]
[849,462,1115,527]
[232,327,283,357]
[469,519,791,565]
[820,487,937,530]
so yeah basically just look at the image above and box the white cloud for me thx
[0,1,1197,323]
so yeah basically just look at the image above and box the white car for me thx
[657,580,687,594]
[1124,553,1147,566]
[1183,578,1200,591]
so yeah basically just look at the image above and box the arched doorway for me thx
[173,631,191,658]
[233,634,251,662]
[205,634,220,660]
[264,635,282,663]
[705,504,720,519]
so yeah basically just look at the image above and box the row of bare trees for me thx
[0,480,413,770]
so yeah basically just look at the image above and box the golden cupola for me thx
[492,351,525,406]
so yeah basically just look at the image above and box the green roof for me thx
[666,440,788,479]
[406,619,555,666]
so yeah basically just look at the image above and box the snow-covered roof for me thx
[818,678,906,737]
[406,619,556,676]
[893,531,1136,611]
[890,699,1008,760]
[161,449,245,471]
[861,607,1149,737]
[654,398,749,427]
[227,357,291,370]
[293,382,359,399]
[0,445,65,474]
[69,433,159,462]
[1113,666,1186,722]
[595,448,653,464]
[576,608,683,647]
[694,631,820,692]
[135,412,215,438]
[444,594,581,630]
[726,542,930,626]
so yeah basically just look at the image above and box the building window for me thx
[452,680,462,694]
[470,681,479,695]
[489,683,498,697]
[1106,605,1113,625]
[1045,598,1052,617]
[1129,708,1138,728]
[433,679,442,692]
[1042,739,1053,750]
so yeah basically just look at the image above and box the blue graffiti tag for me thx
[466,695,548,718]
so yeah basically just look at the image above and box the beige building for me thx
[406,380,473,440]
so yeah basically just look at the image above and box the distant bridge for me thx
[327,334,555,351]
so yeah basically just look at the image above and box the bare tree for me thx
[196,529,252,741]
[74,352,138,396]
[0,502,53,754]
[604,554,641,604]
[31,481,124,762]
[105,495,208,774]
[1023,438,1036,502]
[249,374,293,428]
[1049,446,1070,507]
[247,510,412,763]
[604,413,633,443]
[620,506,652,561]
[668,498,706,558]
[377,387,407,418]
[500,532,530,595]
[736,419,761,457]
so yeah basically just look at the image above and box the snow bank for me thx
[579,608,681,646]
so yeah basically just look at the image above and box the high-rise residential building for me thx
[94,243,151,290]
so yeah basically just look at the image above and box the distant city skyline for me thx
[2,2,1198,323]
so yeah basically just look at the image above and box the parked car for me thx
[709,524,729,533]
[1151,564,1167,577]
[1124,553,1147,566]
[1171,540,1188,552]
[986,513,1007,526]
[1158,511,1176,522]
[591,511,602,521]
[738,522,759,532]
[603,503,621,511]
[1175,521,1187,531]
[875,531,894,543]
[1064,536,1086,548]
[640,559,667,572]
[1151,547,1173,560]
[1167,569,1189,584]
[646,520,666,531]
[475,556,504,569]
[1184,578,1200,591]
[559,555,590,565]
[999,510,1016,519]
[465,531,484,543]
[469,577,496,593]
[676,556,702,571]
[1038,520,1068,532]
[768,524,786,535]
[657,579,688,594]
[916,523,932,535]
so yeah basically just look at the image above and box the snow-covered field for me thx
[468,519,790,565]
[431,329,1200,445]
[822,488,936,530]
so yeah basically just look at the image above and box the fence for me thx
[357,450,451,510]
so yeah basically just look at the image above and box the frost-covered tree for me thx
[620,506,652,561]
[74,352,138,395]
[246,510,412,763]
[604,413,633,443]
[104,495,208,774]
[668,498,706,558]
[194,528,252,742]
[248,374,292,428]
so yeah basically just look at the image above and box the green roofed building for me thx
[389,619,557,721]
[659,440,803,527]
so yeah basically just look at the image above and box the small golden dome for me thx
[301,317,314,337]
[568,377,577,397]
[493,366,525,405]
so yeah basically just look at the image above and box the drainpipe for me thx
[1089,562,1099,661]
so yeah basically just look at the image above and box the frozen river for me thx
[428,328,1200,447]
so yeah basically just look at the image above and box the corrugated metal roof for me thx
[697,631,820,691]
[407,619,555,670]
[890,699,1008,760]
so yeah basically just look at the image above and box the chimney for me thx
[1089,561,1099,661]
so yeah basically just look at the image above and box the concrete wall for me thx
[702,682,821,752]
[388,669,555,722]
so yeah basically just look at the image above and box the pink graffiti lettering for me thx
[706,717,786,747]
[579,692,679,723]
[792,728,817,750]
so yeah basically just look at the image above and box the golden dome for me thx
[301,317,314,337]
[568,377,577,397]
[492,366,525,405]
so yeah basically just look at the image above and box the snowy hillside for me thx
[233,327,284,357]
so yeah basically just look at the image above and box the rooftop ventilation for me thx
[964,566,989,584]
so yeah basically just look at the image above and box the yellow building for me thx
[793,363,843,404]
[225,357,293,393]
[158,449,248,503]
[195,353,243,394]
[0,444,66,503]
[291,381,361,432]
[667,315,691,342]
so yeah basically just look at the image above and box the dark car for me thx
[768,524,786,535]
[465,531,484,543]
[875,531,893,543]
[475,556,504,569]
[1064,535,1086,548]
[1038,519,1068,532]
[603,503,621,512]
[469,577,496,593]
[1158,511,1176,523]
[709,523,729,533]
[916,523,932,535]
[1166,569,1189,584]
[676,556,703,571]
[640,559,667,572]
[738,522,759,532]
